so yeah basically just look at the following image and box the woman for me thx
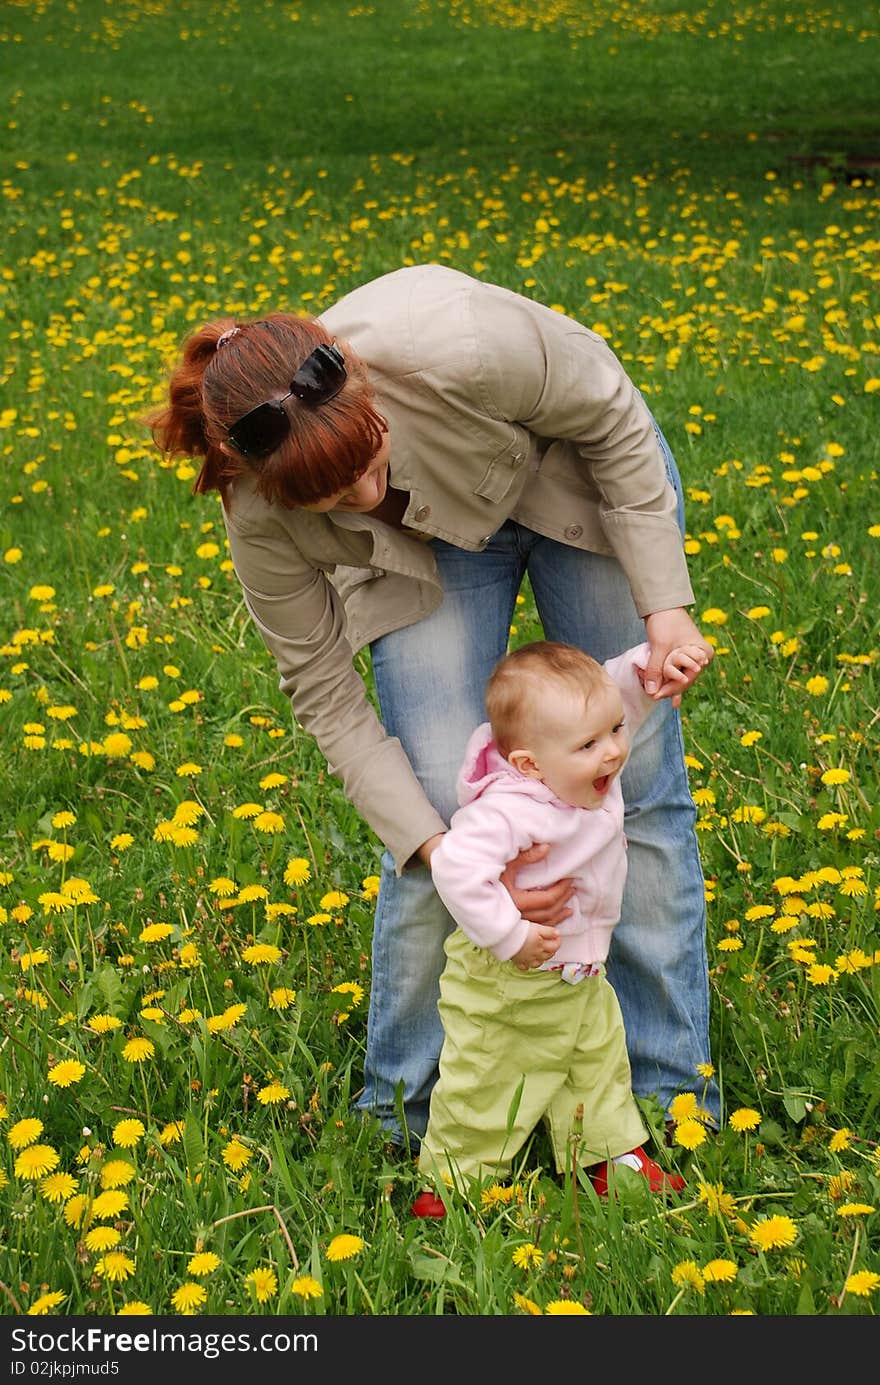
[150,263,719,1146]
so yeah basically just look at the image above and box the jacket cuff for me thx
[600,512,695,616]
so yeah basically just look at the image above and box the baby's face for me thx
[522,679,630,809]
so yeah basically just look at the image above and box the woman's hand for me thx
[500,843,574,925]
[416,832,447,867]
[643,608,713,707]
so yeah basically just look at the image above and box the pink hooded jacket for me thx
[430,644,655,969]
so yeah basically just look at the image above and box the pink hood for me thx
[429,642,654,966]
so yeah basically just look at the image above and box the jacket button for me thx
[564,523,583,540]
[413,505,431,522]
[479,535,493,547]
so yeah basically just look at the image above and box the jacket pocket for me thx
[472,434,528,503]
[329,564,382,602]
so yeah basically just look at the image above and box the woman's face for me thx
[300,430,391,514]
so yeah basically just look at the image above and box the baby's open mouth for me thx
[593,774,611,794]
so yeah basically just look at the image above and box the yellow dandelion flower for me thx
[289,1276,323,1300]
[806,963,837,985]
[15,1144,61,1179]
[671,1260,705,1294]
[222,1140,252,1172]
[698,1181,735,1219]
[845,1271,880,1296]
[702,1259,738,1284]
[236,885,268,904]
[257,1081,290,1105]
[112,1118,145,1148]
[326,1234,364,1262]
[139,922,174,943]
[700,608,728,626]
[829,1128,854,1152]
[805,676,830,695]
[96,1251,136,1283]
[839,877,868,898]
[513,1292,543,1315]
[27,1291,66,1316]
[284,858,311,886]
[246,1266,278,1303]
[8,1118,44,1149]
[744,905,775,921]
[21,945,53,965]
[512,1243,544,1269]
[122,1037,155,1064]
[208,876,237,897]
[253,811,285,834]
[827,1171,857,1201]
[87,1014,122,1034]
[837,1203,875,1218]
[668,1093,699,1123]
[545,1300,590,1314]
[673,1118,707,1150]
[117,1302,153,1315]
[171,1282,207,1315]
[232,802,263,820]
[84,1227,122,1253]
[241,943,283,964]
[821,765,854,789]
[749,1216,798,1250]
[188,1251,221,1277]
[331,981,364,1007]
[62,1194,90,1229]
[100,1159,136,1189]
[91,1190,129,1220]
[269,987,297,1010]
[481,1183,517,1208]
[265,902,297,920]
[729,1108,761,1133]
[320,890,350,910]
[39,1171,78,1204]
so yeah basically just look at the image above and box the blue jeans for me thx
[359,435,719,1140]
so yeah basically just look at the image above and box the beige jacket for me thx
[220,265,694,872]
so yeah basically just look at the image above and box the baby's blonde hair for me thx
[485,640,611,757]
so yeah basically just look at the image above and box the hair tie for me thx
[216,326,241,351]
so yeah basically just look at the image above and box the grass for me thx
[0,0,878,1319]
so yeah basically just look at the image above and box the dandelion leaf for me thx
[183,1111,207,1177]
[77,963,126,1019]
[781,1090,810,1122]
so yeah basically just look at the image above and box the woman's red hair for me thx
[147,313,386,507]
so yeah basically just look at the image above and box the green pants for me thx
[419,929,648,1185]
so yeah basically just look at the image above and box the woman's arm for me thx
[223,505,447,873]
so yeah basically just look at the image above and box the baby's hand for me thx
[511,921,560,971]
[638,642,712,706]
[663,642,711,687]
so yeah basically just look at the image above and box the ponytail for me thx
[146,319,240,498]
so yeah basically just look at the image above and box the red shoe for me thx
[590,1146,685,1197]
[412,1190,447,1219]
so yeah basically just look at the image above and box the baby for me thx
[413,639,705,1216]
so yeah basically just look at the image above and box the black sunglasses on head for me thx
[226,342,347,461]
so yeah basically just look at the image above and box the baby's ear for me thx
[507,748,543,779]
